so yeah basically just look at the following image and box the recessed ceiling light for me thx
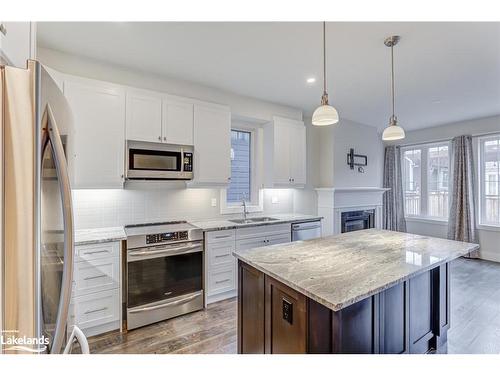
[306,77,316,84]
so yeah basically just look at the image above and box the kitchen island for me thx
[233,229,479,354]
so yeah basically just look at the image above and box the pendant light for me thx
[312,22,339,126]
[382,35,405,141]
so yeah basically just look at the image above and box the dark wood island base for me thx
[237,260,450,354]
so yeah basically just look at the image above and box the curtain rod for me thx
[397,129,500,148]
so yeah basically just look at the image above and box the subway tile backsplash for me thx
[72,185,296,229]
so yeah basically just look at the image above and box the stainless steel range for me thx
[124,221,204,330]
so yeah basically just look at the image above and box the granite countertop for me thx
[73,213,321,245]
[191,213,322,231]
[233,229,479,312]
[75,227,127,246]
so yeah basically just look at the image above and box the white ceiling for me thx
[37,22,500,131]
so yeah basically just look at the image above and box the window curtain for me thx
[447,135,479,257]
[383,146,407,232]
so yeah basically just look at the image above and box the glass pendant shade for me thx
[382,123,406,141]
[312,104,339,126]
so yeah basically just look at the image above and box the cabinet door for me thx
[273,121,291,185]
[289,124,306,185]
[125,89,162,142]
[193,104,231,185]
[0,22,34,68]
[65,79,125,188]
[162,99,194,145]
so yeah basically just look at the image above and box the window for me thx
[227,130,251,204]
[479,135,500,226]
[220,125,263,214]
[402,142,450,220]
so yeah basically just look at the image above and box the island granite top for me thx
[233,229,479,311]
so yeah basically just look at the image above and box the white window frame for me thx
[220,123,264,214]
[478,134,500,228]
[401,141,451,223]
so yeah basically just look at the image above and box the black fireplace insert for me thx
[341,209,375,233]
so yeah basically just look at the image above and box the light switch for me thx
[211,198,217,207]
[272,196,279,204]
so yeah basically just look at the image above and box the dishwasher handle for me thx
[292,221,321,231]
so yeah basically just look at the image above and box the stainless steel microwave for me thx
[126,140,194,180]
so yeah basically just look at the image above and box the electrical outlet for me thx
[282,298,293,324]
[211,198,217,207]
[272,196,279,204]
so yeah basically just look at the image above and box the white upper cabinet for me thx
[289,123,306,185]
[191,104,231,186]
[125,89,162,143]
[264,116,307,188]
[64,77,126,188]
[0,22,35,68]
[162,98,194,145]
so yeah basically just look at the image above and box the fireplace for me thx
[341,209,375,233]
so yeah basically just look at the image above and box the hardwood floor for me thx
[87,258,500,354]
[87,298,237,354]
[441,258,500,354]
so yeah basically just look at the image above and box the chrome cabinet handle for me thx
[128,292,202,313]
[0,24,6,36]
[158,136,161,141]
[41,102,74,354]
[85,249,109,255]
[215,254,229,258]
[214,234,231,239]
[215,279,230,284]
[84,307,107,315]
[83,274,106,281]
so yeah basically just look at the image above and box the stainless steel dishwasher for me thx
[291,220,322,241]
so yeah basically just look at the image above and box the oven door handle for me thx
[128,292,203,314]
[128,243,202,259]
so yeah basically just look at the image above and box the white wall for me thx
[316,118,384,188]
[38,47,303,123]
[73,186,296,229]
[394,115,500,262]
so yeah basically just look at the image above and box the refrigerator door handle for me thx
[41,104,75,354]
[63,326,89,354]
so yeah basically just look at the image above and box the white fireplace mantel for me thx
[316,187,390,236]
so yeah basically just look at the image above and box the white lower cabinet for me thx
[205,223,292,304]
[68,241,121,338]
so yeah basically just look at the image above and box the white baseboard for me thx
[206,289,237,305]
[479,250,500,263]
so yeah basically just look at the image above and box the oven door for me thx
[127,241,203,309]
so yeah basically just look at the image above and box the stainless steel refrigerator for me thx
[1,60,82,354]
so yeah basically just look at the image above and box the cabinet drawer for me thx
[75,241,120,262]
[208,242,235,267]
[236,223,290,240]
[235,236,269,251]
[72,289,120,330]
[73,257,120,297]
[206,229,235,244]
[267,232,291,246]
[208,264,236,296]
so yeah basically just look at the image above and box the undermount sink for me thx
[229,217,279,224]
